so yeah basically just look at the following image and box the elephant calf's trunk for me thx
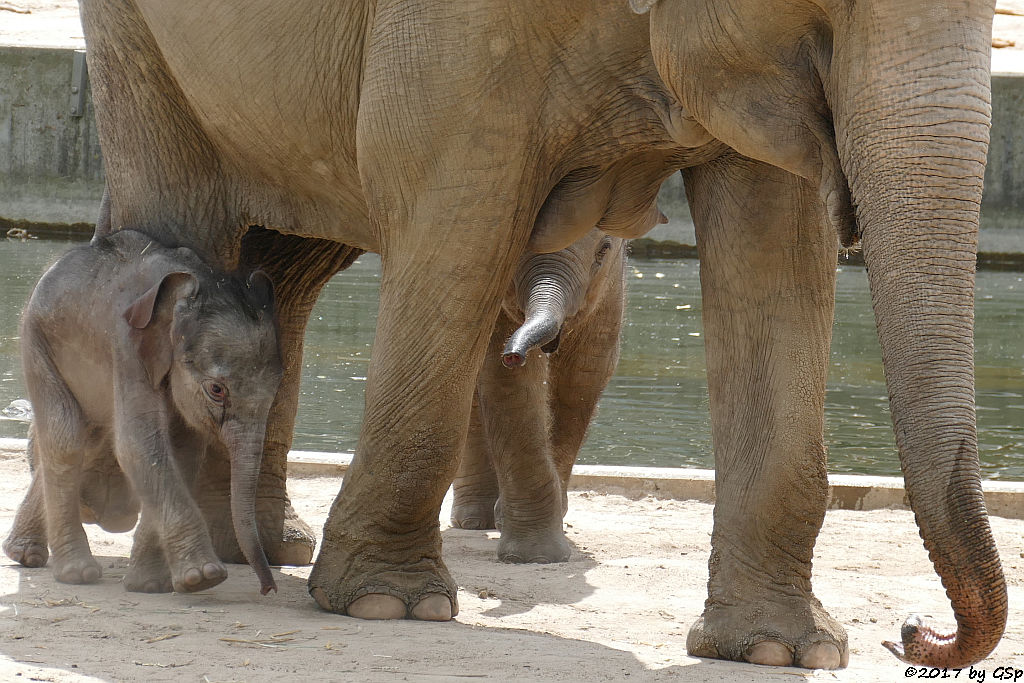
[225,427,277,595]
[501,311,562,368]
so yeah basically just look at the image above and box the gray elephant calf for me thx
[2,230,282,595]
[451,229,626,563]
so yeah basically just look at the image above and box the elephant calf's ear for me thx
[628,0,659,14]
[124,272,197,329]
[124,271,197,389]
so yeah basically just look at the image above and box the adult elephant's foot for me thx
[3,535,48,568]
[449,499,497,530]
[307,545,459,621]
[204,498,315,567]
[497,522,571,564]
[686,597,848,669]
[271,504,317,566]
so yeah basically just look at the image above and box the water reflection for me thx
[0,238,1021,479]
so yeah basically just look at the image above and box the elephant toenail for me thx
[347,593,407,620]
[411,594,454,621]
[745,641,794,666]
[309,587,334,612]
[799,642,842,669]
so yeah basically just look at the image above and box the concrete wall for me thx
[0,47,104,228]
[1,46,1021,254]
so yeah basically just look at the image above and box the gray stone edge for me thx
[4,437,1019,520]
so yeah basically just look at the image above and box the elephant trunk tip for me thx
[882,614,986,668]
[260,574,278,596]
[501,351,525,368]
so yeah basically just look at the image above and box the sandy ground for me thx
[0,448,1021,682]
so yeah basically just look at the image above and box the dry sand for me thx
[1,447,1022,682]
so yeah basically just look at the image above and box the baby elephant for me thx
[452,228,626,563]
[2,230,283,595]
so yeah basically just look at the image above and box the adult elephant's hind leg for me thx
[197,231,362,566]
[308,227,524,621]
[684,155,847,669]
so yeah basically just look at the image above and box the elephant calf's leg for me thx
[24,349,103,585]
[451,398,501,530]
[3,437,49,568]
[684,156,847,669]
[476,314,569,564]
[124,513,177,593]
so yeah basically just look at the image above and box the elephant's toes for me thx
[343,593,407,620]
[313,590,456,621]
[307,550,459,621]
[411,593,454,621]
[687,599,848,670]
[745,641,793,666]
[174,561,227,593]
[3,537,48,568]
[798,642,843,669]
[450,501,497,530]
[54,556,102,585]
[497,527,571,564]
[124,569,173,594]
[267,511,316,566]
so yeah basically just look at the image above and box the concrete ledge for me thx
[3,438,1021,518]
[259,446,1024,520]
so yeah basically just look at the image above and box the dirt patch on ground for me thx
[1,448,1022,682]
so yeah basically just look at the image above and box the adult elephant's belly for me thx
[135,0,376,249]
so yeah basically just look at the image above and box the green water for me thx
[1,237,1021,479]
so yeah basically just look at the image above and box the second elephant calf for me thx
[452,229,626,563]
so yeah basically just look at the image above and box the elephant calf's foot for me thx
[124,566,173,593]
[449,500,497,530]
[308,553,459,621]
[52,552,102,585]
[687,597,848,669]
[3,536,48,568]
[168,557,227,593]
[497,525,571,564]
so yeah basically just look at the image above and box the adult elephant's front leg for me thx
[684,154,846,669]
[308,229,524,620]
[198,232,362,566]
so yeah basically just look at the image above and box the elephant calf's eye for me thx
[203,380,228,405]
[595,238,613,264]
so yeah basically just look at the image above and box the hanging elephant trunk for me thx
[222,420,277,595]
[829,5,1006,668]
[501,251,588,368]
